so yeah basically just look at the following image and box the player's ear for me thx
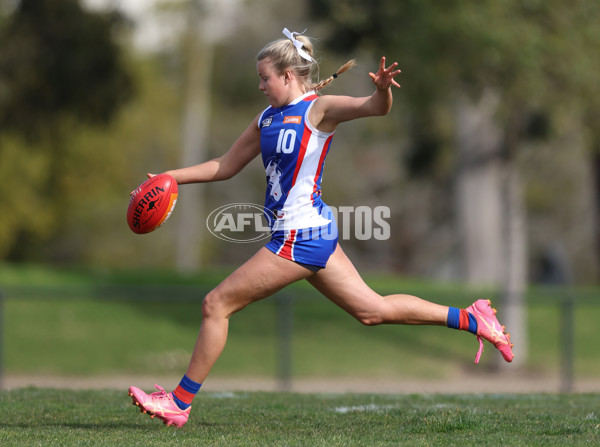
[283,70,294,84]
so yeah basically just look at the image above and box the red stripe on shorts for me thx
[277,230,297,261]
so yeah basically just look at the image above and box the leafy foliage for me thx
[0,0,134,139]
[0,0,136,261]
[308,0,600,164]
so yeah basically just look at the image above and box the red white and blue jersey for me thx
[258,91,334,231]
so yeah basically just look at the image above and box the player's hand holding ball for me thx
[127,173,178,234]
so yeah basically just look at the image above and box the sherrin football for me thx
[127,174,178,234]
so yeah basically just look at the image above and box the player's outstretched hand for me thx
[369,57,401,90]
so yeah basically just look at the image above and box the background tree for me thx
[0,0,134,260]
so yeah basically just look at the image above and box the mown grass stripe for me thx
[0,389,598,446]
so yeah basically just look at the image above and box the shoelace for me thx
[475,336,484,364]
[150,385,170,400]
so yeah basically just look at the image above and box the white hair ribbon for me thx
[282,28,314,62]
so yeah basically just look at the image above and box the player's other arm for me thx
[159,115,262,185]
[310,57,401,132]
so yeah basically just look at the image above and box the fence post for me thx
[560,292,574,393]
[276,293,293,391]
[539,243,574,393]
[0,291,3,390]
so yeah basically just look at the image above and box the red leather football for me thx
[127,174,178,234]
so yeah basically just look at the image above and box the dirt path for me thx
[5,372,600,394]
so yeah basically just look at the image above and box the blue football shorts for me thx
[265,214,338,271]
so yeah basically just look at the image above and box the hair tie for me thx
[282,28,314,62]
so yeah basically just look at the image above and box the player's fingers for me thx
[388,70,402,81]
[386,61,398,72]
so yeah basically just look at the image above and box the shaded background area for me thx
[1,0,599,388]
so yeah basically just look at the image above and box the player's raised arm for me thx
[309,57,401,132]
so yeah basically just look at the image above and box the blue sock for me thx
[447,307,461,329]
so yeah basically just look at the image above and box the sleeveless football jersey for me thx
[258,91,335,231]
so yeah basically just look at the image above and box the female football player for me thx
[128,28,513,427]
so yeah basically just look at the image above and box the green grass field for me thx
[1,389,598,446]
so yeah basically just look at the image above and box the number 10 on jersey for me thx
[276,129,296,154]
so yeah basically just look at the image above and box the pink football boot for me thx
[466,299,514,364]
[128,384,190,427]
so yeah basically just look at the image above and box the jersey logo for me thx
[283,116,301,124]
[265,159,283,202]
[261,116,273,128]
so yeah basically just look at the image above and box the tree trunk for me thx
[500,165,527,366]
[454,89,504,285]
[453,89,527,367]
[176,2,213,272]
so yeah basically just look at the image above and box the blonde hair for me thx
[257,34,355,93]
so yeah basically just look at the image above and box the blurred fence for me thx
[0,283,598,392]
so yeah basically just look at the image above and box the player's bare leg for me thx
[308,244,449,326]
[184,247,313,383]
[308,243,513,362]
[129,248,312,425]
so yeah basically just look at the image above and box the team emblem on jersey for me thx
[265,158,283,202]
[261,116,273,128]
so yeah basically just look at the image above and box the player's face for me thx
[257,58,288,108]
